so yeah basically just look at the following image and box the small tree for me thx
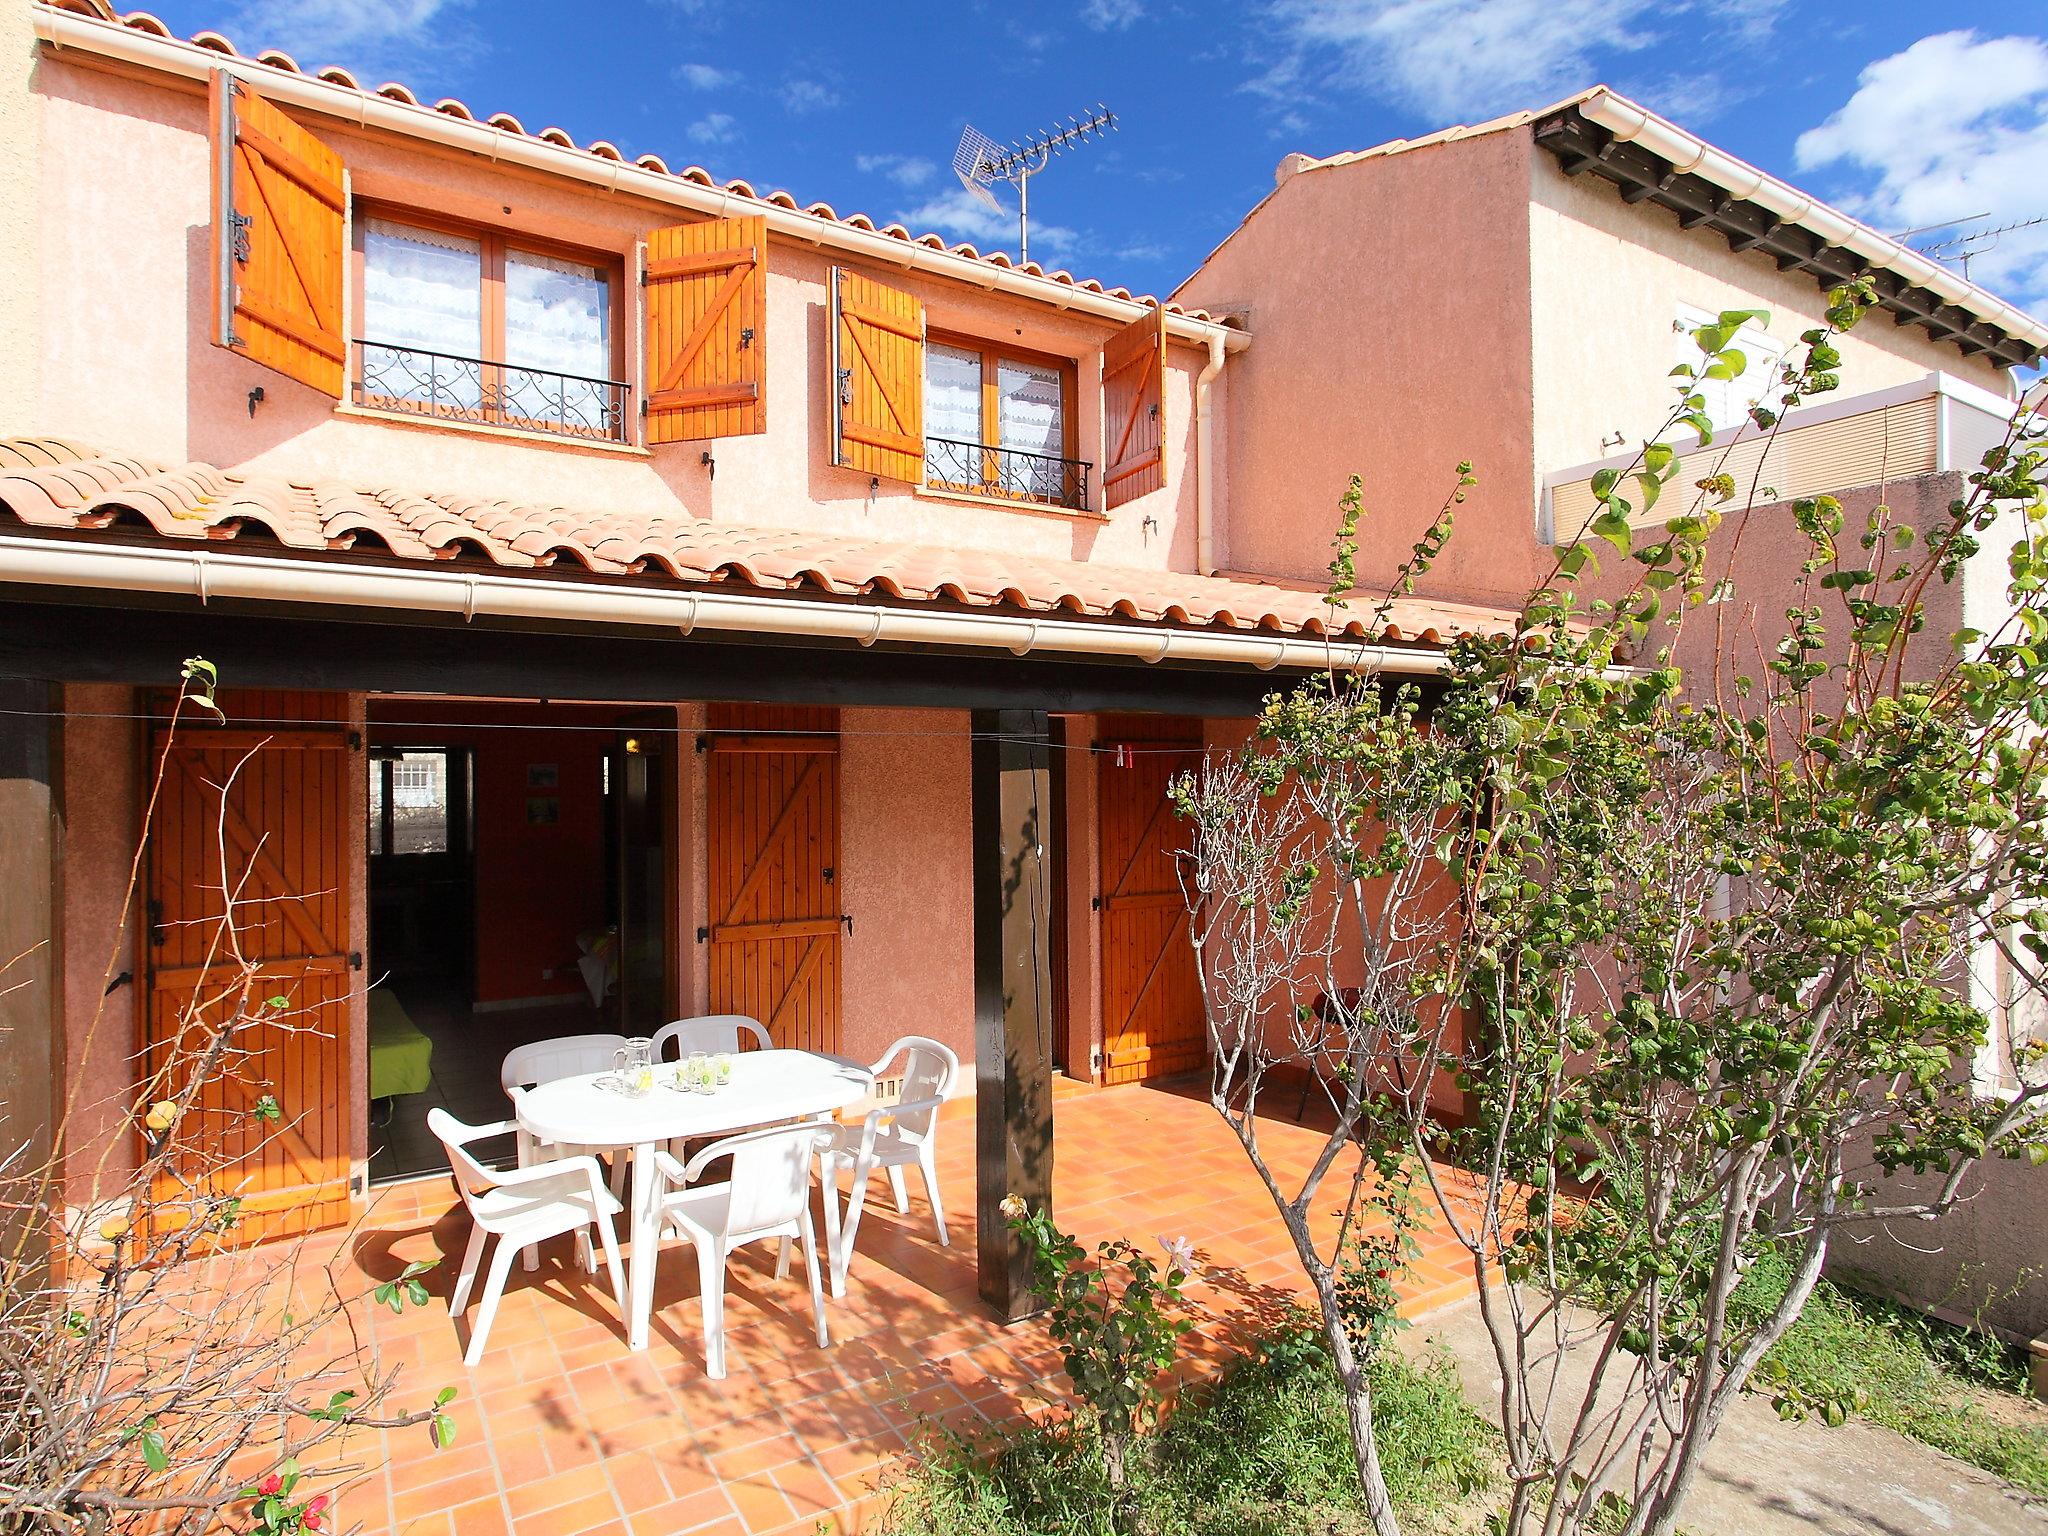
[1177,287,2048,1536]
[0,662,453,1535]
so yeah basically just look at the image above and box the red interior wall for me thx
[373,702,610,1004]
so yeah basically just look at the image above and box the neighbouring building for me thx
[1176,89,2048,1340]
[1,0,2042,1334]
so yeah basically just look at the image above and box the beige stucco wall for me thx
[0,0,39,430]
[28,53,1212,574]
[1527,154,2014,490]
[1175,131,1546,608]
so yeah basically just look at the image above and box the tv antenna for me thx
[1896,211,2048,281]
[953,105,1116,266]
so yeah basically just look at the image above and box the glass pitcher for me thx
[614,1036,655,1097]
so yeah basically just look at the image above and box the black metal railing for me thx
[925,437,1091,511]
[353,339,631,443]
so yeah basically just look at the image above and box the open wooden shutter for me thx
[1102,307,1167,508]
[209,71,346,397]
[1096,715,1206,1084]
[831,267,924,482]
[706,705,842,1054]
[144,691,356,1247]
[643,215,767,442]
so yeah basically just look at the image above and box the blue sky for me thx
[156,0,2048,312]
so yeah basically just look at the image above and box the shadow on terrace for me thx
[310,1079,1480,1536]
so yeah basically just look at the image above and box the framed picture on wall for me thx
[526,763,559,789]
[526,796,559,825]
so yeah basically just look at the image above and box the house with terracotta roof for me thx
[0,0,2041,1350]
[1178,88,2048,1340]
[0,0,1517,1315]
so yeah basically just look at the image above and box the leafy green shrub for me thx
[1002,1196,1193,1517]
[882,1320,1497,1536]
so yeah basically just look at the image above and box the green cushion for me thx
[368,991,434,1099]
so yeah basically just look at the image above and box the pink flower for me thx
[302,1494,328,1530]
[1158,1235,1199,1278]
[258,1474,283,1497]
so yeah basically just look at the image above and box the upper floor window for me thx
[1674,304,1785,439]
[923,337,1087,510]
[354,211,629,443]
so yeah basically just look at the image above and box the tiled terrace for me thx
[320,1081,1479,1536]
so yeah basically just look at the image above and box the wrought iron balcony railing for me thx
[925,436,1091,511]
[353,339,631,444]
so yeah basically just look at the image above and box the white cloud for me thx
[857,153,937,188]
[1253,0,1776,125]
[674,62,739,90]
[1796,31,2048,309]
[689,111,741,146]
[216,0,476,79]
[779,77,842,114]
[893,186,1080,266]
[1082,0,1145,30]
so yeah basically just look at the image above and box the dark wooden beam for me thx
[1727,218,1784,254]
[0,589,1305,719]
[1533,107,2026,371]
[970,708,1055,1322]
[0,678,60,1285]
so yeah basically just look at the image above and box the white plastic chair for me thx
[430,1107,627,1368]
[501,1032,628,1227]
[816,1036,958,1297]
[653,1122,831,1379]
[651,1014,771,1060]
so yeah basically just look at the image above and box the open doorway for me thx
[364,701,674,1182]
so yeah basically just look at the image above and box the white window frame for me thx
[1674,303,1785,439]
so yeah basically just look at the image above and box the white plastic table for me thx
[515,1049,871,1351]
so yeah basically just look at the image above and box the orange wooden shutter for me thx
[209,71,347,397]
[643,216,768,442]
[143,691,355,1247]
[831,267,924,482]
[705,705,843,1054]
[1102,307,1167,508]
[1095,716,1206,1084]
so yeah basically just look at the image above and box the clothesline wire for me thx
[0,701,1242,756]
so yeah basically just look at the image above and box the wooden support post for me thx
[0,679,61,1286]
[971,708,1054,1321]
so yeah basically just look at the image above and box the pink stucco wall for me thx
[1174,131,1543,607]
[837,707,976,1074]
[57,683,140,1207]
[30,56,1218,576]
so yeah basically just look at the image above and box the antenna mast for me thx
[953,106,1117,266]
[1907,214,2048,282]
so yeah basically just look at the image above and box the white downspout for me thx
[1194,330,1227,577]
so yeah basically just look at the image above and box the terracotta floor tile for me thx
[235,1082,1481,1536]
[627,1490,737,1536]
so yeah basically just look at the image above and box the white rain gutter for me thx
[0,535,1450,676]
[1194,331,1227,576]
[34,9,1249,357]
[1578,90,2048,363]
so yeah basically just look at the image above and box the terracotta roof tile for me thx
[38,0,1227,325]
[0,439,1518,648]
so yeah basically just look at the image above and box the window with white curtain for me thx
[360,218,484,409]
[921,337,1077,507]
[354,212,622,440]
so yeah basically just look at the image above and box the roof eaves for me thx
[1539,87,2046,371]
